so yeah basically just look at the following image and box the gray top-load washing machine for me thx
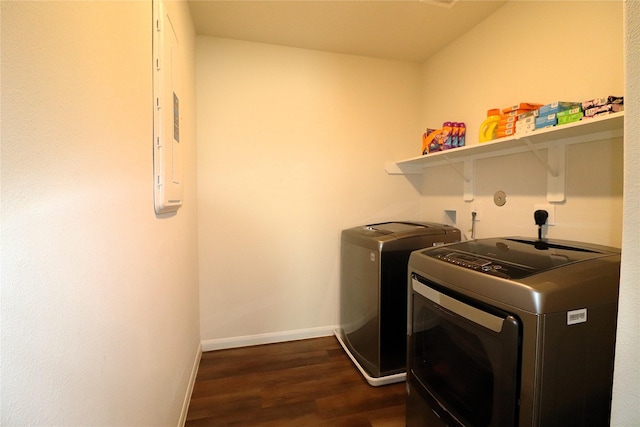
[336,221,461,386]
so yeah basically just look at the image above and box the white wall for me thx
[612,1,640,424]
[415,1,638,422]
[2,0,636,424]
[196,38,423,344]
[0,1,200,425]
[194,1,637,423]
[418,1,624,247]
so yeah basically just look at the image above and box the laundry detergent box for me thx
[498,121,517,132]
[556,106,582,118]
[501,103,543,114]
[582,96,623,110]
[500,113,519,123]
[501,109,537,120]
[557,111,584,125]
[584,103,624,117]
[518,109,539,120]
[518,115,537,126]
[535,113,558,129]
[538,101,580,116]
[556,106,583,125]
[496,128,516,138]
[516,121,536,134]
[422,128,440,154]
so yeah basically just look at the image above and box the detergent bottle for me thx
[479,109,501,143]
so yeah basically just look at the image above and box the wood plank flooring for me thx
[185,336,407,426]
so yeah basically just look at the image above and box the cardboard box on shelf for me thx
[496,128,516,138]
[557,111,584,125]
[518,109,539,120]
[516,121,536,134]
[556,106,583,118]
[535,113,558,129]
[499,114,519,124]
[502,109,536,118]
[497,121,517,132]
[582,96,623,110]
[538,101,580,115]
[501,103,543,114]
[518,115,536,126]
[422,128,439,155]
[584,103,624,117]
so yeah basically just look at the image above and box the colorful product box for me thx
[556,106,583,118]
[496,128,516,138]
[582,96,623,110]
[518,109,539,120]
[557,111,584,125]
[584,103,624,117]
[498,121,517,132]
[516,121,536,134]
[422,128,442,154]
[421,121,467,154]
[535,113,558,129]
[581,97,609,110]
[422,128,437,154]
[501,103,543,114]
[500,114,519,124]
[502,109,533,118]
[518,115,537,126]
[538,102,580,116]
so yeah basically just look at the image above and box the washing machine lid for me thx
[423,237,620,279]
[366,222,428,234]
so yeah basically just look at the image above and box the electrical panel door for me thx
[153,0,183,214]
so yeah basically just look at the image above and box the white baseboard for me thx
[201,325,337,352]
[178,341,202,427]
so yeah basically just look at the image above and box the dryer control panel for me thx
[419,237,617,280]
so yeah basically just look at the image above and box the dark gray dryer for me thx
[336,221,461,386]
[406,237,621,426]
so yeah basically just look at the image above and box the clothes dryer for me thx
[406,237,621,426]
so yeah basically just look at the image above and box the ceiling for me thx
[187,0,508,63]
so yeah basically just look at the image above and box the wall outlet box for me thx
[443,210,457,226]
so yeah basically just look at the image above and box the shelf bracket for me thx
[546,143,566,203]
[442,155,470,182]
[443,155,474,201]
[463,159,474,202]
[523,138,559,177]
[521,137,565,202]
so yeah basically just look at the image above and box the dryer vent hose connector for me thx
[534,210,549,240]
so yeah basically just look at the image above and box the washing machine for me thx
[335,221,461,386]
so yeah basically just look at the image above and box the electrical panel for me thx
[153,0,183,214]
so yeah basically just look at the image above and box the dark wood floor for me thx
[185,335,406,426]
